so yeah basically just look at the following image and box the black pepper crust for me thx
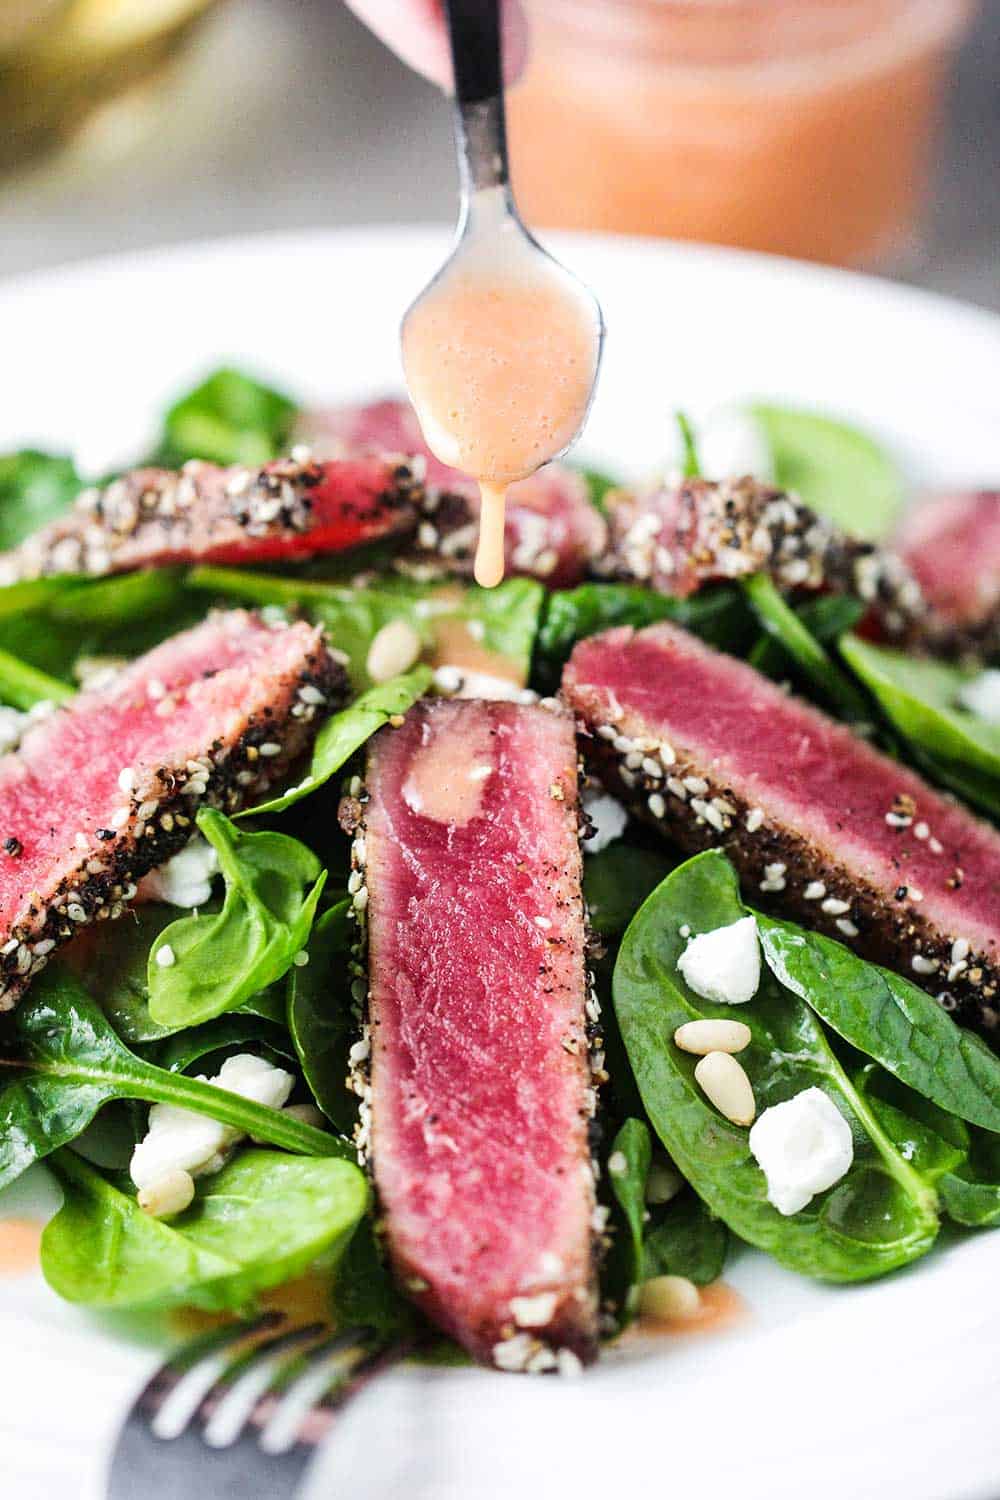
[0,640,347,1010]
[572,719,1000,1039]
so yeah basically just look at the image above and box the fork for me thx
[107,1315,405,1499]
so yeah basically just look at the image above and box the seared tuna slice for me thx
[355,699,599,1369]
[0,610,343,1009]
[597,474,925,635]
[564,621,1000,1032]
[300,397,606,587]
[895,490,1000,657]
[0,455,421,584]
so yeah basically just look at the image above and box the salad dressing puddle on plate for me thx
[402,190,601,590]
[0,1218,43,1274]
[624,1282,746,1349]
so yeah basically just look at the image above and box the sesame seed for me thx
[624,751,643,770]
[746,805,763,829]
[764,862,786,880]
[836,918,859,938]
[821,897,850,916]
[929,837,944,855]
[885,812,912,829]
[947,961,968,983]
[612,735,633,755]
[619,768,636,789]
[952,937,971,963]
[352,887,369,911]
[298,684,326,706]
[258,742,282,757]
[914,822,930,840]
[155,944,176,968]
[667,777,688,801]
[641,757,663,779]
[534,915,552,929]
[110,808,129,828]
[349,776,363,798]
[117,767,134,793]
[804,881,826,900]
[912,954,939,975]
[700,801,726,832]
[713,797,736,817]
[683,775,709,795]
[647,793,666,820]
[658,742,676,766]
[596,724,616,741]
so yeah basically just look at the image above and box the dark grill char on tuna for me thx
[298,397,607,587]
[350,698,599,1370]
[0,455,422,584]
[596,474,926,638]
[894,490,1000,658]
[0,610,343,1009]
[563,621,1000,1033]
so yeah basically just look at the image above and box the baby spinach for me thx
[841,634,1000,791]
[155,368,298,469]
[287,900,357,1131]
[741,573,871,722]
[330,1216,416,1338]
[245,667,431,818]
[148,809,326,1028]
[576,466,620,513]
[534,582,752,691]
[643,1194,729,1286]
[675,411,702,478]
[0,965,347,1194]
[42,1146,366,1311]
[607,1118,652,1314]
[757,913,1000,1133]
[583,841,675,938]
[0,645,74,709]
[0,450,80,549]
[152,1014,296,1076]
[747,403,903,540]
[614,850,938,1281]
[939,1129,1000,1227]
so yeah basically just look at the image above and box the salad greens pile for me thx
[0,365,997,1345]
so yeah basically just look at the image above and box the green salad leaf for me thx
[0,965,347,1194]
[152,1014,296,1076]
[534,582,752,691]
[757,913,1000,1134]
[742,573,870,722]
[330,1216,416,1337]
[0,451,80,549]
[613,851,938,1281]
[606,1118,652,1313]
[156,368,298,468]
[841,634,1000,789]
[42,1147,366,1311]
[643,1194,729,1286]
[0,645,74,709]
[576,466,621,513]
[939,1128,1000,1227]
[675,411,702,479]
[583,841,675,938]
[244,667,431,818]
[747,403,903,540]
[147,809,326,1028]
[287,900,357,1131]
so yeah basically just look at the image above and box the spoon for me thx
[401,0,605,588]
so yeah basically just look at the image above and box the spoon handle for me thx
[442,0,509,195]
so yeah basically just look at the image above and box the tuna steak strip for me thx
[0,454,422,585]
[894,490,1000,657]
[595,474,925,637]
[0,610,344,1009]
[563,621,1000,1033]
[347,699,599,1370]
[298,397,607,587]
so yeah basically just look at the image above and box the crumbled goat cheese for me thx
[677,915,760,1005]
[957,669,1000,724]
[139,835,220,908]
[748,1086,854,1216]
[581,789,628,853]
[130,1053,294,1192]
[696,405,775,484]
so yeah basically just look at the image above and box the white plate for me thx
[2,228,1000,1500]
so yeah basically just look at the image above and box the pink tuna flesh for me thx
[564,621,1000,1030]
[895,490,1000,650]
[0,610,343,1007]
[360,698,598,1368]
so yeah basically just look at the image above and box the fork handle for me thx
[442,0,509,195]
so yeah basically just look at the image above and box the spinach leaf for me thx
[613,850,938,1281]
[643,1194,729,1286]
[156,368,298,468]
[748,403,903,540]
[0,645,74,709]
[153,1015,296,1075]
[148,809,326,1028]
[288,900,357,1131]
[841,634,1000,790]
[741,573,871,722]
[330,1216,415,1337]
[584,841,675,937]
[534,582,752,692]
[244,667,431,818]
[607,1118,652,1313]
[852,1065,968,1185]
[0,965,348,1193]
[42,1146,366,1311]
[939,1128,1000,1227]
[796,594,865,643]
[0,451,80,549]
[757,912,1000,1133]
[576,467,620,513]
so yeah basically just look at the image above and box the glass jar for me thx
[506,0,974,266]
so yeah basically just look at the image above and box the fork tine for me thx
[259,1334,413,1457]
[138,1313,283,1436]
[194,1323,329,1449]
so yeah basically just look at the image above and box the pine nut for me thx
[694,1051,756,1126]
[674,1019,752,1056]
[366,619,422,684]
[645,1159,683,1205]
[138,1168,195,1219]
[639,1275,701,1322]
[282,1103,327,1129]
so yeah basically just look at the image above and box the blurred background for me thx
[0,0,996,307]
